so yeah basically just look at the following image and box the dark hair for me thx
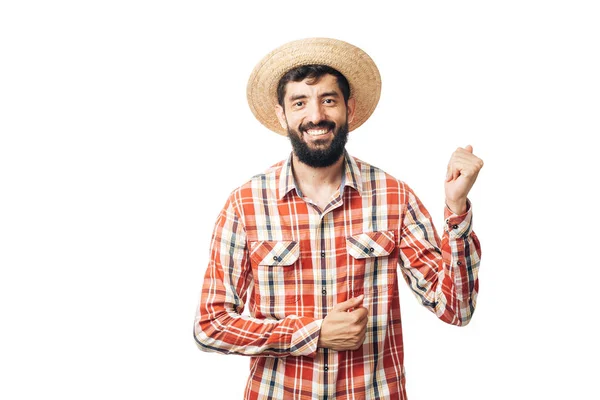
[276,65,351,107]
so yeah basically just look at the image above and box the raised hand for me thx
[317,295,368,351]
[445,145,484,214]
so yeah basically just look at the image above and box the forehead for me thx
[283,74,341,99]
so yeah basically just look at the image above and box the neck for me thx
[291,153,345,194]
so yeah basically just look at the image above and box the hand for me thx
[445,145,484,214]
[317,295,368,351]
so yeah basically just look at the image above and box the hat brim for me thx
[247,37,382,136]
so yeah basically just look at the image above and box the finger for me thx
[446,163,461,182]
[357,324,367,342]
[447,171,460,182]
[447,147,467,181]
[452,167,461,181]
[351,307,369,324]
[359,323,367,337]
[333,294,364,312]
[465,144,473,153]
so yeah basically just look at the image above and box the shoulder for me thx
[243,159,285,189]
[351,155,413,195]
[226,158,286,204]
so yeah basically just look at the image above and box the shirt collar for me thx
[278,151,363,200]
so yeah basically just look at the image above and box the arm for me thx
[193,195,322,357]
[399,193,481,325]
[399,145,483,325]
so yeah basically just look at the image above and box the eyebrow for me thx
[289,94,308,102]
[288,91,340,102]
[319,91,340,98]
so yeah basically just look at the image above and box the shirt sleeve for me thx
[398,188,481,326]
[193,195,322,357]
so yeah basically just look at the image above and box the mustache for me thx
[299,120,335,132]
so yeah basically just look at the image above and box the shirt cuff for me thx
[444,199,473,239]
[290,317,323,358]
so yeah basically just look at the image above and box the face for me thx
[276,74,355,168]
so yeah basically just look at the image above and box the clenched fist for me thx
[318,295,368,351]
[445,145,484,214]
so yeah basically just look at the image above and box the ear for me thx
[275,105,288,130]
[346,98,356,124]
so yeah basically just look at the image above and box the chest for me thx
[242,191,403,319]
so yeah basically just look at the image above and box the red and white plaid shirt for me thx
[194,152,481,399]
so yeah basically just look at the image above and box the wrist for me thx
[445,198,467,215]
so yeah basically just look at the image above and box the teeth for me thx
[305,129,329,136]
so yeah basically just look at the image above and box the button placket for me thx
[320,251,328,297]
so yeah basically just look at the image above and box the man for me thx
[194,37,483,399]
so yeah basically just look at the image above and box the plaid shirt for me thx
[194,152,481,400]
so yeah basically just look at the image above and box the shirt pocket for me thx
[346,231,396,296]
[249,240,300,317]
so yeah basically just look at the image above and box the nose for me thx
[306,101,326,124]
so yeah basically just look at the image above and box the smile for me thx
[304,128,330,136]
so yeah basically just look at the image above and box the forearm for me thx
[437,204,481,324]
[194,289,322,357]
[194,197,322,358]
[400,193,481,326]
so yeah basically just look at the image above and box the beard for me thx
[287,119,349,168]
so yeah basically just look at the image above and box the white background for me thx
[1,1,599,399]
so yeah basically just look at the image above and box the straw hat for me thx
[246,37,381,136]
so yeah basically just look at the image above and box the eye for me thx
[323,98,335,105]
[293,101,304,108]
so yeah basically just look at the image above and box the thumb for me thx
[465,144,473,153]
[333,294,364,312]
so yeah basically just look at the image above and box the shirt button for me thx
[369,247,374,253]
[322,289,327,295]
[273,256,278,261]
[321,252,326,257]
[324,366,329,372]
[457,261,463,266]
[452,224,459,229]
